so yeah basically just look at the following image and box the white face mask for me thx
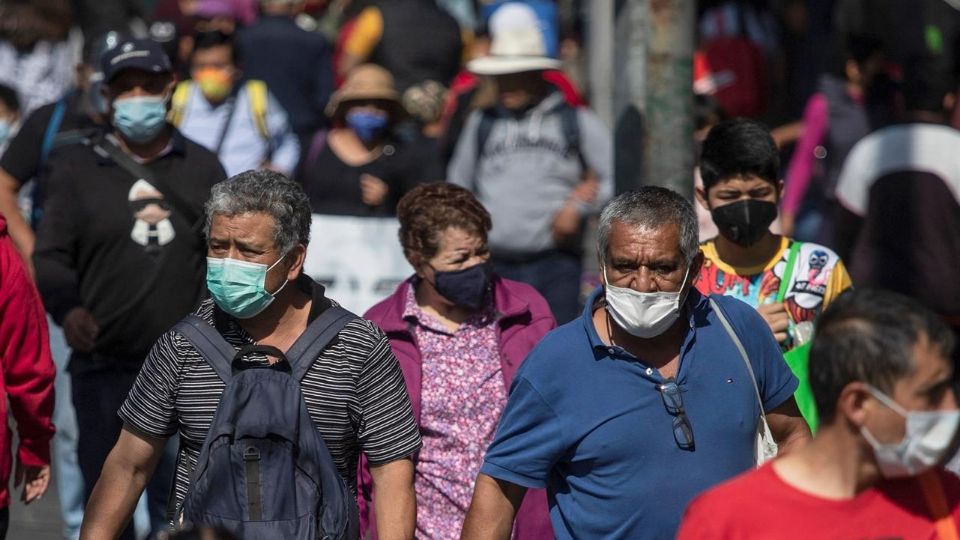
[861,384,960,478]
[602,264,690,339]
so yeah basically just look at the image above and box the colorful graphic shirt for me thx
[695,237,852,346]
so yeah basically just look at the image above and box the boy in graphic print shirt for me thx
[693,119,852,349]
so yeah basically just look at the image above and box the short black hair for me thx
[0,83,19,113]
[810,288,956,424]
[191,30,239,66]
[699,118,780,191]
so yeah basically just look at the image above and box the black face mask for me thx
[711,199,778,247]
[430,261,493,311]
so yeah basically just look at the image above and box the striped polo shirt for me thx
[119,277,422,517]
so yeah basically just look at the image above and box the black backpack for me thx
[172,306,360,539]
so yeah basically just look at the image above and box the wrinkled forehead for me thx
[208,211,279,246]
[605,219,684,262]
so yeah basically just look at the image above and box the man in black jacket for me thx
[33,38,226,540]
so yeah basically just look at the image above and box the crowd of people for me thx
[0,0,957,539]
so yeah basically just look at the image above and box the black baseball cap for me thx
[100,38,172,83]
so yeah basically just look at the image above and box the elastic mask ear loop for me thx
[599,249,612,287]
[866,384,910,418]
[266,252,290,297]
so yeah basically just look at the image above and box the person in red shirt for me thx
[678,288,960,540]
[0,213,55,539]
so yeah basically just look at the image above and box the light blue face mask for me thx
[206,255,290,319]
[0,119,11,146]
[112,95,167,143]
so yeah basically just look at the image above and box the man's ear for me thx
[837,381,871,430]
[287,244,307,280]
[777,179,785,199]
[694,185,710,211]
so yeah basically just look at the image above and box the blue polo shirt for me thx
[480,288,798,539]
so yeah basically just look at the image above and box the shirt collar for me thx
[402,279,496,334]
[97,127,187,166]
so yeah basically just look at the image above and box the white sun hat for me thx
[488,2,542,37]
[467,27,562,75]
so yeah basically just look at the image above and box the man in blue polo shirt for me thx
[461,187,811,539]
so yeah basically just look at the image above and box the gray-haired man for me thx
[80,171,422,540]
[461,187,809,539]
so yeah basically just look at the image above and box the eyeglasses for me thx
[658,378,695,450]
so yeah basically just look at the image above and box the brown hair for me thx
[397,183,492,265]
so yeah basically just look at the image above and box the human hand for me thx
[63,307,99,352]
[14,461,50,504]
[570,172,600,204]
[757,302,790,344]
[360,174,389,207]
[551,203,582,244]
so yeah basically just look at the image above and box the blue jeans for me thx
[48,319,83,540]
[493,250,583,324]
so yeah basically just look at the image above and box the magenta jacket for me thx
[359,275,556,538]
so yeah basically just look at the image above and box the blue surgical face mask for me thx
[112,95,168,144]
[345,109,389,144]
[206,255,290,319]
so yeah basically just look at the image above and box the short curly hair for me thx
[397,183,492,265]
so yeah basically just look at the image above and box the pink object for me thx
[195,0,257,24]
[782,93,829,216]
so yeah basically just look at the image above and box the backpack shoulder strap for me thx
[169,81,192,127]
[919,470,960,540]
[89,134,201,227]
[40,97,68,166]
[560,103,581,155]
[775,241,803,304]
[172,314,235,383]
[245,80,270,140]
[709,297,766,416]
[286,306,358,382]
[474,107,497,164]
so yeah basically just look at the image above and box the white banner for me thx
[303,215,413,315]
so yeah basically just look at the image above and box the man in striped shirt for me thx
[79,170,422,539]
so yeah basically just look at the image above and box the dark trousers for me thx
[71,357,176,540]
[0,506,8,540]
[493,249,583,324]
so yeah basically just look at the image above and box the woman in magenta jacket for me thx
[360,183,556,539]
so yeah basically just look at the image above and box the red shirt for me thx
[678,463,960,540]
